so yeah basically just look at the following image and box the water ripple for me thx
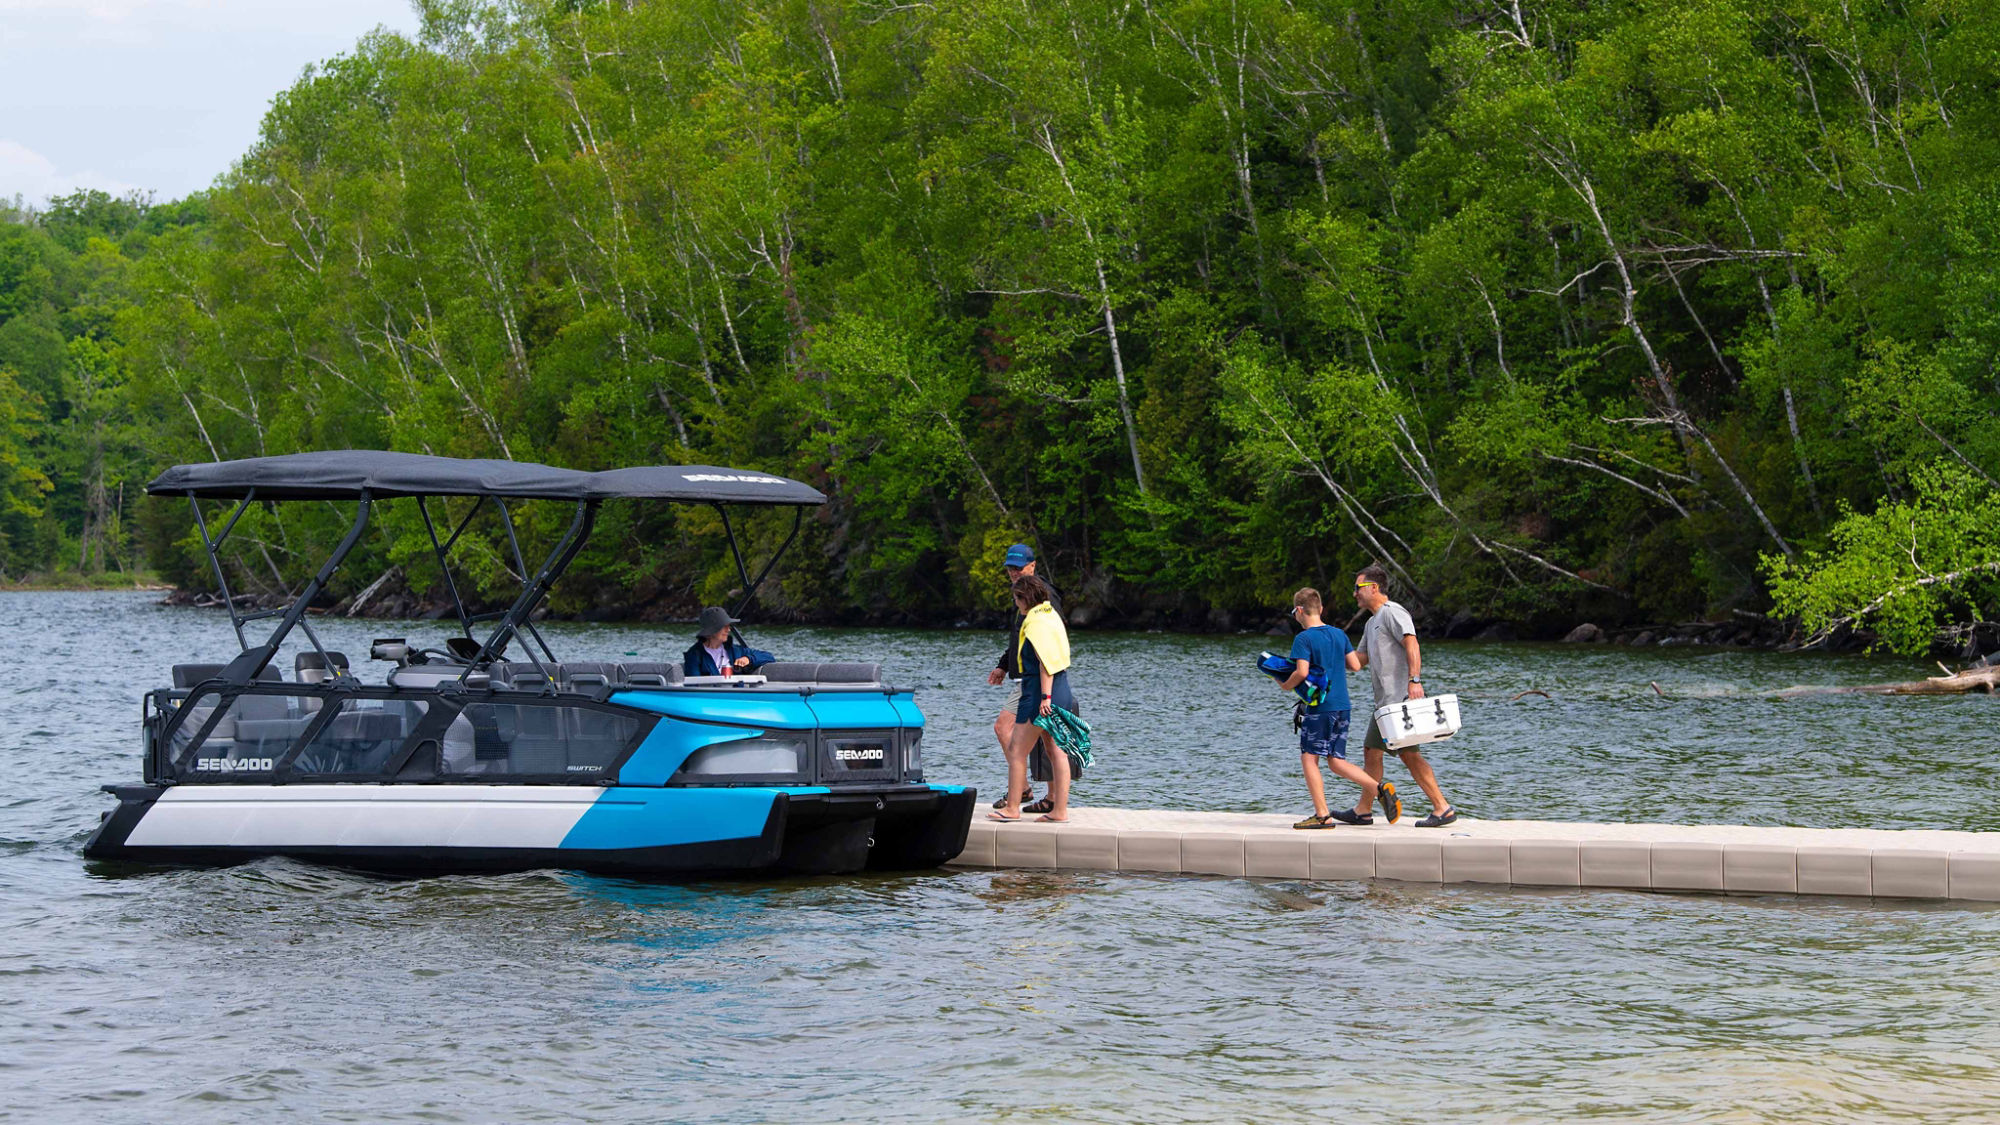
[4,592,1998,1122]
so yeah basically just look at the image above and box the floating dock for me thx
[952,808,2000,901]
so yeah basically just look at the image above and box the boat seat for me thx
[319,710,405,743]
[173,664,282,688]
[619,662,683,688]
[758,662,819,683]
[295,651,351,683]
[294,651,351,712]
[560,662,622,690]
[173,663,225,688]
[500,662,556,692]
[814,662,882,684]
[388,664,482,689]
[230,690,313,753]
[759,661,882,686]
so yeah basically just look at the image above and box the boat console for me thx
[84,451,974,876]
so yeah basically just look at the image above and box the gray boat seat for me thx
[559,662,622,690]
[387,664,480,689]
[173,664,282,688]
[759,661,882,685]
[319,709,405,743]
[500,662,556,692]
[758,662,819,683]
[619,662,683,688]
[294,651,352,712]
[173,663,225,689]
[230,691,313,753]
[294,651,351,683]
[814,662,882,684]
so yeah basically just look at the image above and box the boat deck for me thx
[952,807,2000,901]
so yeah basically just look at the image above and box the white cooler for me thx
[1372,694,1462,750]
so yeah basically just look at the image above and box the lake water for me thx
[4,591,1999,1122]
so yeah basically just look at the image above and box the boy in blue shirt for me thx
[1278,587,1391,830]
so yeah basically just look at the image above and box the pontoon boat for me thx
[83,451,975,875]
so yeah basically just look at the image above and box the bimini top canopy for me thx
[146,450,825,506]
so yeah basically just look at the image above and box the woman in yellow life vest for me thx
[989,573,1076,822]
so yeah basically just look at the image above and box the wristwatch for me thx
[1408,677,1422,684]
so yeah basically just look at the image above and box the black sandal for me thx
[991,787,1034,810]
[1023,797,1056,815]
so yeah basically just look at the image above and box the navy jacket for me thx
[682,635,777,678]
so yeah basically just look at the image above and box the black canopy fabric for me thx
[146,451,825,505]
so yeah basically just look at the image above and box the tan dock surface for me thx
[952,807,2000,901]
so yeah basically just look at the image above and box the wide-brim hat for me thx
[696,606,739,636]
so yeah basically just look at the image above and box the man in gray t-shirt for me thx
[1348,564,1457,827]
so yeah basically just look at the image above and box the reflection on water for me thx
[5,592,2000,1122]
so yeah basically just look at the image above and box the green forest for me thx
[4,0,1999,653]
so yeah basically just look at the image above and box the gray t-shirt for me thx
[1362,600,1417,707]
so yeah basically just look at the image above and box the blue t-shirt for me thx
[1287,624,1354,713]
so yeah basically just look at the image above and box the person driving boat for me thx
[682,606,777,677]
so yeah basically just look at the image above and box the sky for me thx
[0,0,419,206]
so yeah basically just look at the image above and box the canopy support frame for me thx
[216,493,373,686]
[189,492,255,650]
[416,494,489,641]
[714,503,804,622]
[459,499,597,689]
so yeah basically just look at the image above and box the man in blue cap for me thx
[985,543,1060,812]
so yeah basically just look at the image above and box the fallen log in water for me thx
[1774,664,2000,697]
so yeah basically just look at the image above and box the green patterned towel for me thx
[1033,704,1094,778]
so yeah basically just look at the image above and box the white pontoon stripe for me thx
[126,785,604,849]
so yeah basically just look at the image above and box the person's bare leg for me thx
[993,709,1031,805]
[998,720,1045,818]
[991,722,1032,819]
[1328,757,1381,806]
[1398,750,1450,813]
[1355,744,1385,814]
[1040,729,1071,820]
[1300,754,1331,818]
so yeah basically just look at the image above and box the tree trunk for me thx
[1774,665,2000,697]
[1546,148,1794,558]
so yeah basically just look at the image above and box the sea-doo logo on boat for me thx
[193,757,274,772]
[834,747,885,762]
[683,474,788,486]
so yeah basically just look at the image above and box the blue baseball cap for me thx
[1002,543,1035,568]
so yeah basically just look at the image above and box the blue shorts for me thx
[1299,709,1351,760]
